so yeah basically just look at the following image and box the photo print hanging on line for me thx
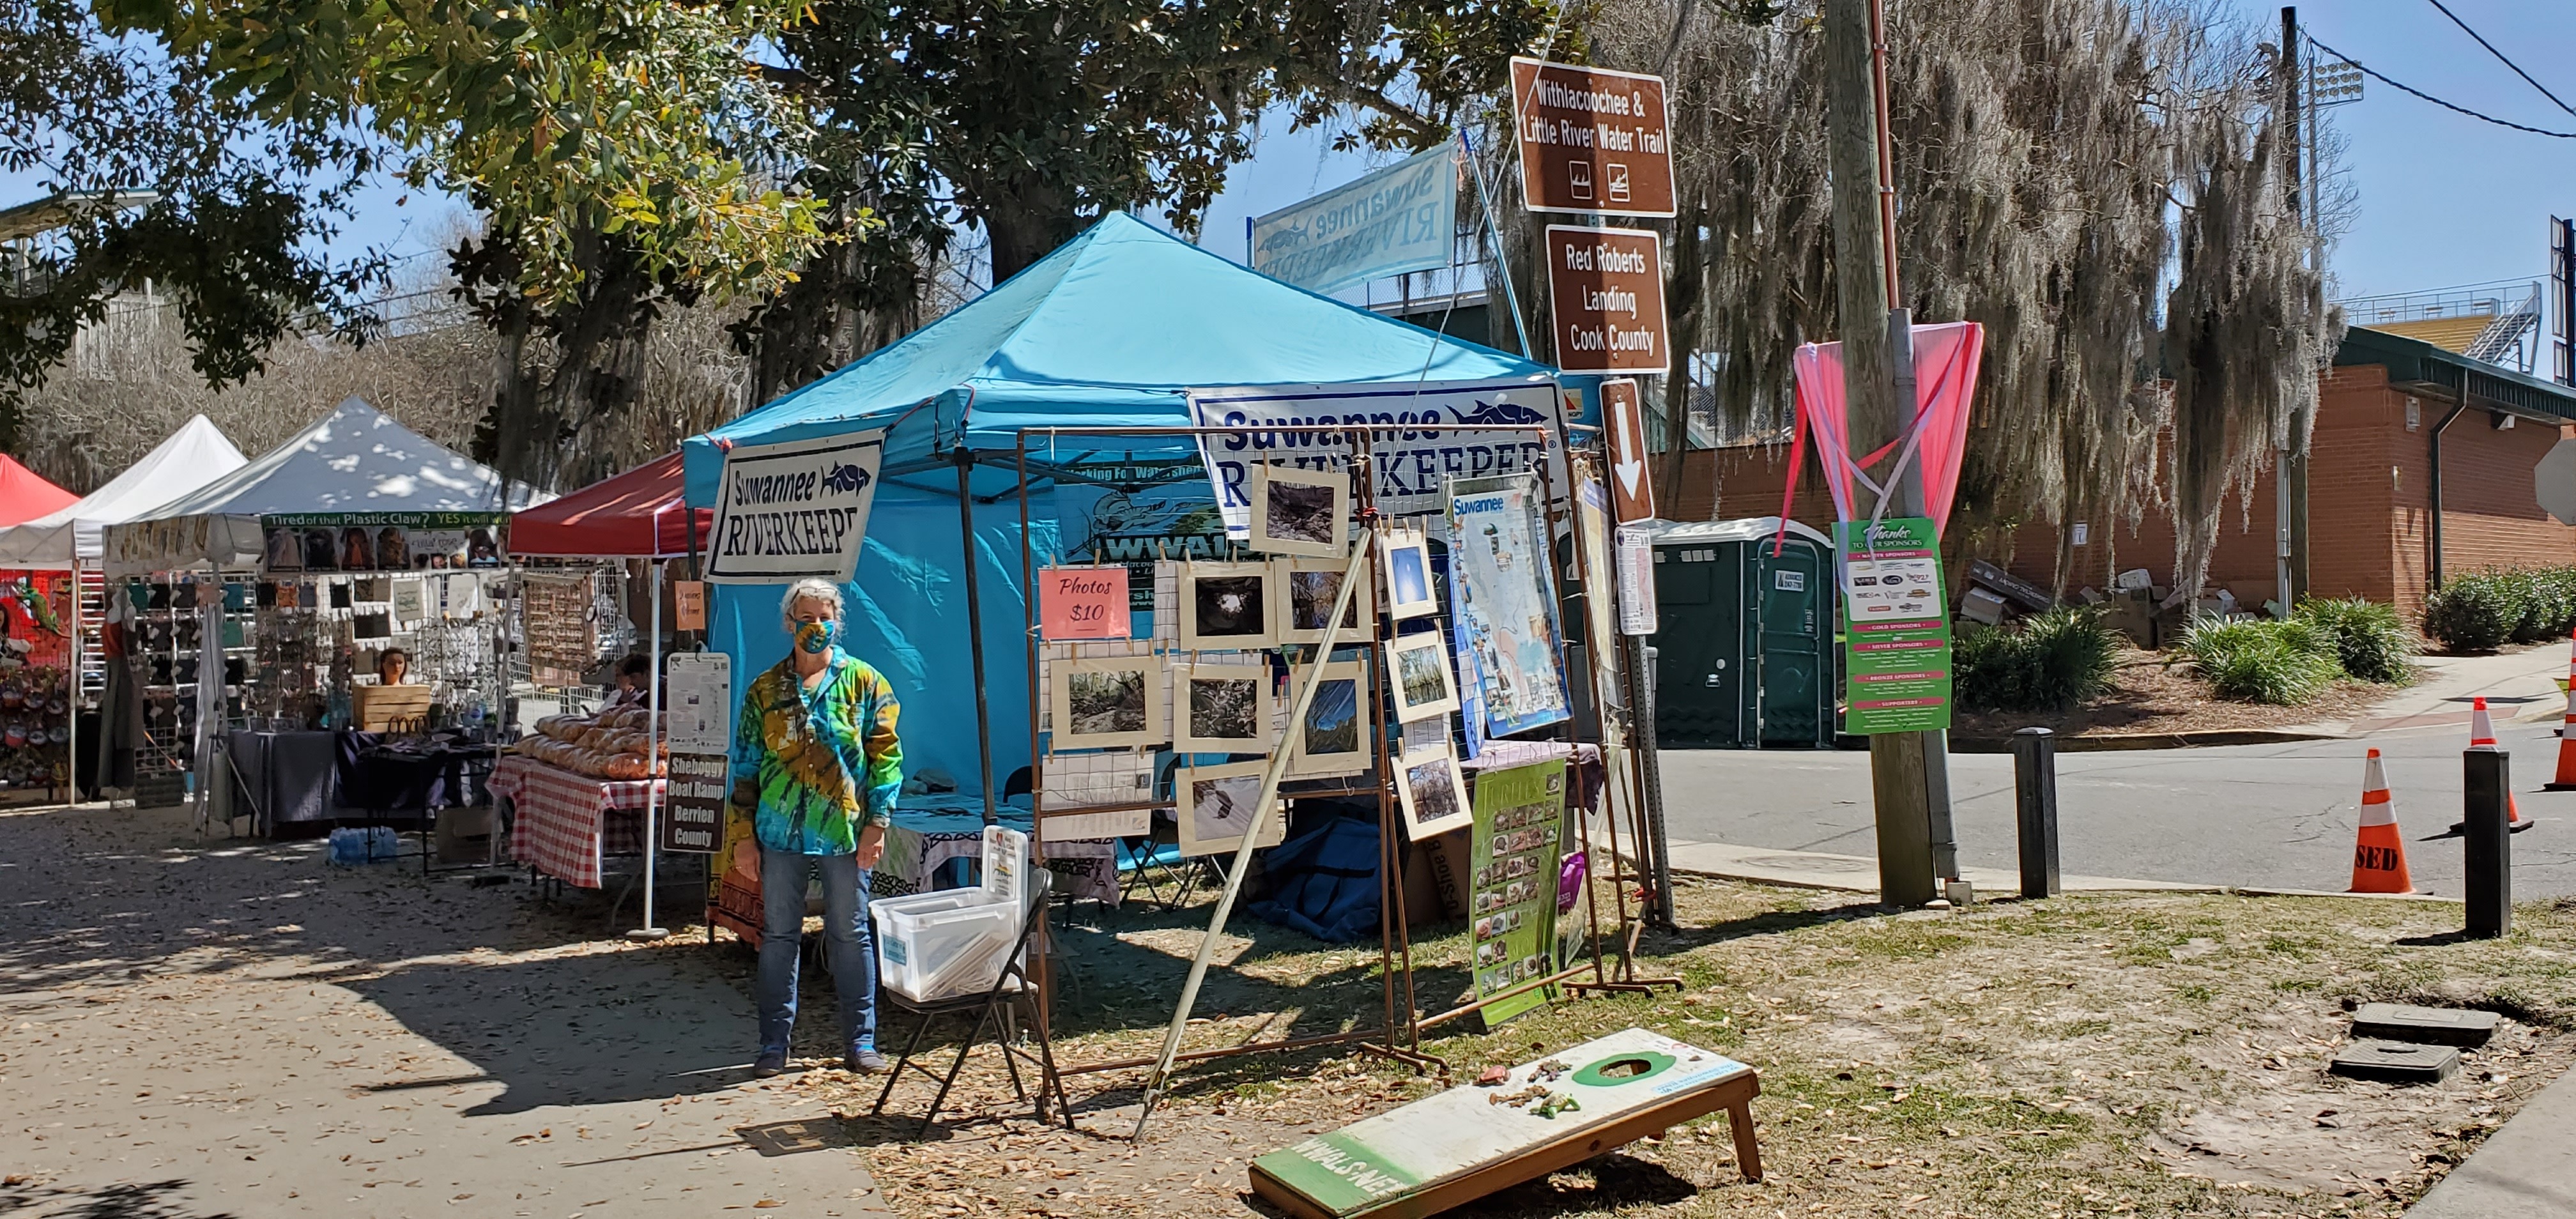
[1174,659,1275,755]
[1178,560,1275,650]
[1396,742,1473,838]
[1285,658,1373,779]
[1379,523,1438,620]
[1385,630,1460,723]
[1048,654,1167,753]
[1277,556,1371,645]
[1245,463,1350,557]
[1176,760,1287,855]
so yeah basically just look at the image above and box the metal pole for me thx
[1134,530,1374,1139]
[2282,5,2312,605]
[2464,746,2511,940]
[958,447,997,825]
[1634,641,1674,927]
[631,558,668,940]
[66,567,80,803]
[2012,726,2059,899]
[1458,130,1535,359]
[2428,398,2469,590]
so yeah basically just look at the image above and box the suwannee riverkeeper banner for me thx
[705,431,885,583]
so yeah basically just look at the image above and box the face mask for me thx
[795,619,838,655]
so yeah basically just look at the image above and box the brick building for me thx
[1674,325,2576,618]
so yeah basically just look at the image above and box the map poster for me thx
[1466,759,1568,1027]
[1837,516,1953,734]
[1446,473,1572,739]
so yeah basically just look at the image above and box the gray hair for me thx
[780,578,846,626]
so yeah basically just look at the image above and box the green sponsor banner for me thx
[1837,516,1953,734]
[1466,759,1567,1027]
[260,511,507,528]
[1252,1131,1427,1216]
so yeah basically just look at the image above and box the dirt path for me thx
[0,803,889,1218]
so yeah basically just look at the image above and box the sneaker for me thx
[753,1052,788,1078]
[845,1048,888,1075]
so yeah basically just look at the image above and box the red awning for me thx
[0,455,79,528]
[508,452,710,559]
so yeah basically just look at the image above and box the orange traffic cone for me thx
[2469,697,2532,829]
[2548,684,2576,791]
[2350,749,2414,894]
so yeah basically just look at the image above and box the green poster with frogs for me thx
[1466,759,1568,1027]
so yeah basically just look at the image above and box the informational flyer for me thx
[1446,474,1571,739]
[1837,516,1952,734]
[1466,759,1568,1027]
[659,652,733,855]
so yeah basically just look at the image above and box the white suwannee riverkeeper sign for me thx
[1186,379,1566,535]
[705,431,885,583]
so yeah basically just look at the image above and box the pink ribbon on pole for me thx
[1775,321,1985,553]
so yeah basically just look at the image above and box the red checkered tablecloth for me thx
[491,754,665,889]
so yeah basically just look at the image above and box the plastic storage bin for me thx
[871,825,1029,1003]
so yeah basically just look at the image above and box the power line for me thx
[2419,0,2576,119]
[2306,33,2576,139]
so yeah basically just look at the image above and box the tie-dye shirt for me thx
[728,648,903,855]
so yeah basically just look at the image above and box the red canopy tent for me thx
[505,451,709,938]
[508,452,709,559]
[0,455,80,529]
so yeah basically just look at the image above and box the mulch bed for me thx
[1951,646,2397,739]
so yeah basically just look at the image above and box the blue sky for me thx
[8,0,2568,301]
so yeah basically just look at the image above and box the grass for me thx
[781,880,2576,1219]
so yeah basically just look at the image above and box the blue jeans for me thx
[756,847,877,1057]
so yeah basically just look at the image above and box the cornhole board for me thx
[1250,1028,1761,1219]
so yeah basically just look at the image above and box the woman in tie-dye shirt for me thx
[728,578,903,1077]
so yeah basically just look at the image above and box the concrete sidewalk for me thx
[2407,1062,2576,1218]
[1661,838,2458,902]
[2310,645,2570,736]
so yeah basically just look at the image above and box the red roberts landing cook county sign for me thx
[1508,56,1675,218]
[1544,226,1670,374]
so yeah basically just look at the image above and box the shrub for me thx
[2292,597,2417,685]
[1953,606,2120,712]
[2422,572,2522,653]
[2182,615,2342,705]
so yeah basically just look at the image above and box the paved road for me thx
[1655,721,2576,898]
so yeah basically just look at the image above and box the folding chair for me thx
[871,868,1074,1137]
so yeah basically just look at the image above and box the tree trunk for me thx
[981,178,1078,285]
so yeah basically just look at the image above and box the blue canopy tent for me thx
[682,213,1581,814]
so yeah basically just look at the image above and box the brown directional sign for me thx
[1508,57,1675,218]
[1543,226,1669,374]
[1600,379,1655,524]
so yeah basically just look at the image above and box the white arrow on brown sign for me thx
[1602,378,1655,524]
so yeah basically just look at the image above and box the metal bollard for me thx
[2013,726,2060,899]
[2464,746,2512,939]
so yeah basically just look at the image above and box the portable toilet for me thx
[1637,516,1837,748]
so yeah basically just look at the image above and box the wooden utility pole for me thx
[1823,0,1940,907]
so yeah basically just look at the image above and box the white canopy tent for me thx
[103,397,539,573]
[0,415,248,569]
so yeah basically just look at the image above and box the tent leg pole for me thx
[632,559,667,940]
[957,448,997,826]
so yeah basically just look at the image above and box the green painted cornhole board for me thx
[1250,1028,1763,1219]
